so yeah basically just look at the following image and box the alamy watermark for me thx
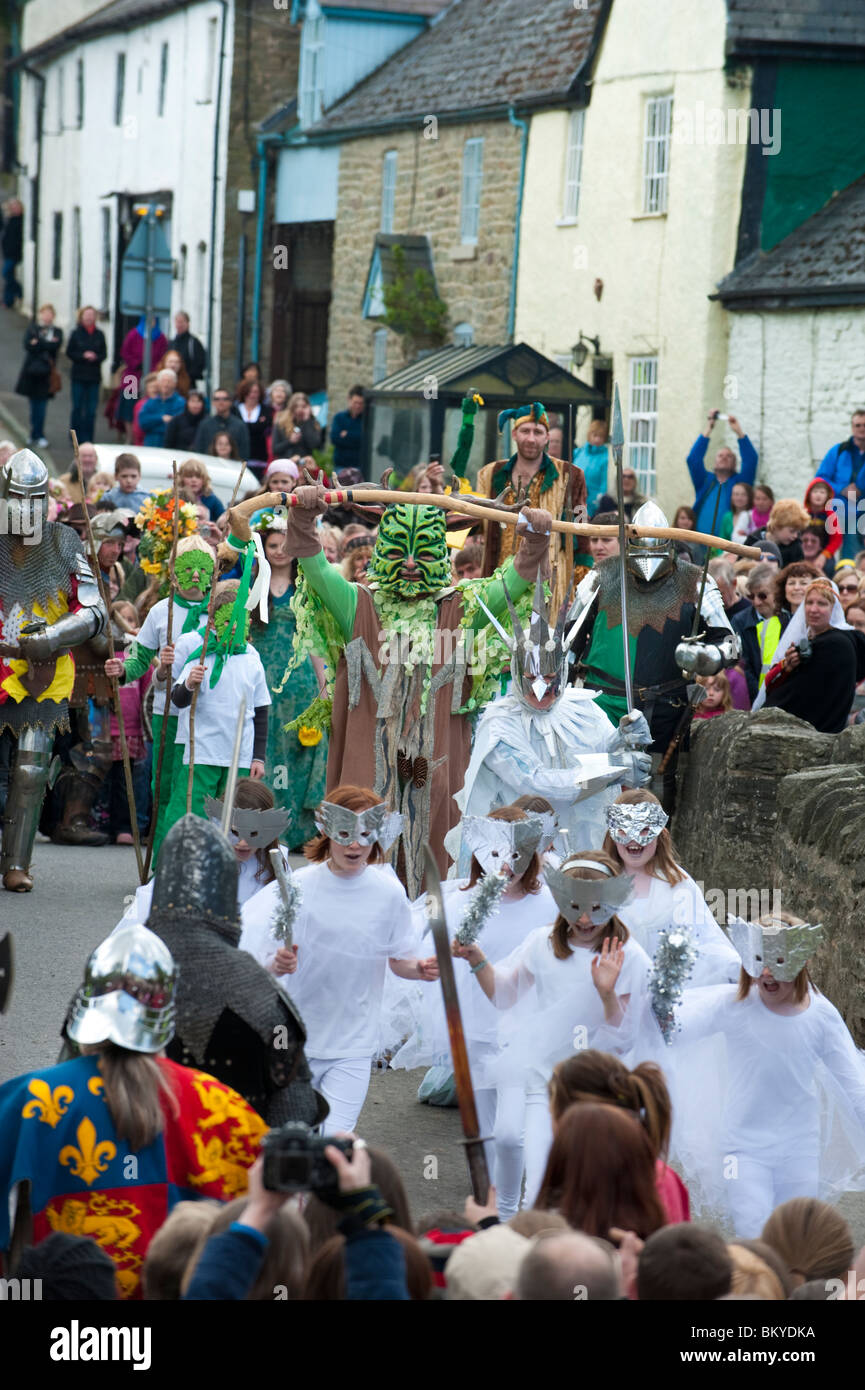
[673,102,781,156]
[0,500,42,545]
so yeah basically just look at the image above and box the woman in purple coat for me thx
[110,317,169,441]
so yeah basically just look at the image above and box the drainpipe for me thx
[507,106,529,343]
[21,65,45,322]
[250,134,272,365]
[206,0,228,396]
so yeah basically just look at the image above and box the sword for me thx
[422,846,490,1205]
[611,384,634,711]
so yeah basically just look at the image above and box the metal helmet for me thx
[627,500,675,583]
[476,571,580,712]
[66,923,176,1053]
[148,813,241,930]
[0,447,49,534]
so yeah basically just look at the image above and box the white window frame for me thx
[75,57,84,128]
[373,328,388,384]
[628,356,658,494]
[201,17,218,104]
[380,150,397,233]
[642,95,673,215]
[298,7,326,129]
[460,137,484,245]
[561,109,585,222]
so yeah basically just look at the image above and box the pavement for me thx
[0,304,116,474]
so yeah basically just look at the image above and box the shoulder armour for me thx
[73,552,107,632]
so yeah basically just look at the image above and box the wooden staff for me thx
[70,430,145,883]
[225,488,761,560]
[186,461,247,813]
[143,461,179,878]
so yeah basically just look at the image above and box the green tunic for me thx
[250,589,327,847]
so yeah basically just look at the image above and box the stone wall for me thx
[218,3,301,389]
[674,709,865,1042]
[327,120,522,404]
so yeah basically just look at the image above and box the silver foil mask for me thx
[544,859,635,926]
[314,801,403,851]
[204,798,291,848]
[727,915,823,982]
[605,801,669,846]
[462,815,545,878]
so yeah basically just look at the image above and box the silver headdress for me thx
[727,916,823,982]
[204,797,291,848]
[66,923,176,1054]
[462,814,545,878]
[476,571,584,710]
[314,800,403,851]
[627,500,675,583]
[543,858,635,926]
[605,800,669,846]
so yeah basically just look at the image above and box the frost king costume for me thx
[0,450,107,890]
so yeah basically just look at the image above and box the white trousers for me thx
[726,1151,820,1238]
[308,1056,372,1136]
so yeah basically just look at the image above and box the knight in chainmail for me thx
[567,501,740,812]
[143,814,326,1127]
[0,449,107,891]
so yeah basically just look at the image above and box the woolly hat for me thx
[16,1233,118,1300]
[497,402,549,433]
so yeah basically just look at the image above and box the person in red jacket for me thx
[803,476,842,572]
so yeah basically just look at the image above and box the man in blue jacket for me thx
[686,410,758,546]
[818,410,865,495]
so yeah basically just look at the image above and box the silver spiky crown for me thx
[477,572,583,707]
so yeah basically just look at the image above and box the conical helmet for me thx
[627,500,675,582]
[66,924,176,1053]
[148,813,240,930]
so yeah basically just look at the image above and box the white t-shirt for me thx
[134,598,207,716]
[240,861,417,1059]
[617,870,740,988]
[172,630,270,768]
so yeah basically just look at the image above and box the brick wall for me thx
[218,0,300,390]
[327,119,522,403]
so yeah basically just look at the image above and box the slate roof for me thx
[725,0,865,59]
[370,342,606,406]
[306,0,611,137]
[12,0,195,66]
[714,174,865,309]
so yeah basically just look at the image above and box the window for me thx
[298,4,325,128]
[57,65,65,131]
[101,208,112,314]
[562,110,584,220]
[453,321,474,347]
[628,356,658,494]
[373,328,388,384]
[114,53,126,126]
[202,17,218,102]
[380,150,397,233]
[642,95,672,214]
[195,241,207,330]
[76,58,84,128]
[460,137,484,244]
[52,212,63,281]
[158,43,169,117]
[70,206,82,320]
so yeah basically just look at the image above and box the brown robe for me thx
[477,455,589,612]
[326,586,472,896]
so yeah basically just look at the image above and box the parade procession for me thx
[1,0,865,1349]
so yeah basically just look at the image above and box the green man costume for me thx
[259,485,554,896]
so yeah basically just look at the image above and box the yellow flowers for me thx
[298,726,323,746]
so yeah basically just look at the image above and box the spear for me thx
[143,460,179,878]
[611,384,634,711]
[70,430,145,883]
[186,461,247,812]
[223,488,760,560]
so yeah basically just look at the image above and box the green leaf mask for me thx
[365,504,451,600]
[174,550,214,592]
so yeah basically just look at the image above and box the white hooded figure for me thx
[446,573,652,875]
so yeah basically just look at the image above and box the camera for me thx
[261,1121,353,1195]
[794,637,812,662]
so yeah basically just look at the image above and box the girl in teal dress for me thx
[250,527,328,847]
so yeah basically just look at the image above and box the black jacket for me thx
[231,403,272,463]
[744,526,804,568]
[170,330,207,383]
[66,325,107,383]
[733,605,791,702]
[164,408,207,452]
[15,322,63,400]
[1,213,23,263]
[764,626,865,734]
[271,414,323,458]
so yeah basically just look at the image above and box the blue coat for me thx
[138,391,187,446]
[686,434,758,536]
[817,438,865,496]
[573,442,609,514]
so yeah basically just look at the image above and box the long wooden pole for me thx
[70,430,145,883]
[225,488,761,560]
[186,461,247,813]
[143,461,179,878]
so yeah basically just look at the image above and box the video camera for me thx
[261,1121,353,1195]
